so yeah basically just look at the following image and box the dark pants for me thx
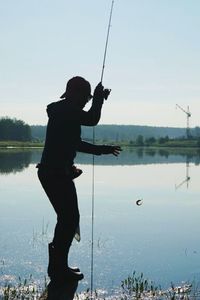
[37,166,80,263]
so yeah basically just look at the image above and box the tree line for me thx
[31,124,200,142]
[0,117,31,141]
[1,117,200,144]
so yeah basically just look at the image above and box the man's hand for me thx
[111,146,122,156]
[93,82,111,102]
[101,145,122,156]
[93,82,104,103]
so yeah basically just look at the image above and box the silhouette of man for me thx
[37,76,121,283]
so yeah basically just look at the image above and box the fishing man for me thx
[37,76,121,283]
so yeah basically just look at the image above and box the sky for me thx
[1,0,200,127]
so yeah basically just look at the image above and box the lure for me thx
[136,199,143,206]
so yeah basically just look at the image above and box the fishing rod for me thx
[101,0,115,84]
[90,0,115,297]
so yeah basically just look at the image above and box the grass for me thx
[121,271,159,299]
[0,275,47,300]
[0,272,199,300]
[121,272,194,299]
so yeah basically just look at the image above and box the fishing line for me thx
[90,1,115,297]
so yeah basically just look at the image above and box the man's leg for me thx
[38,168,83,281]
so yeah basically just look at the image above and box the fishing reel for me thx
[103,88,111,100]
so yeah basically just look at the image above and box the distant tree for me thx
[158,136,169,144]
[158,137,165,144]
[165,135,169,142]
[136,135,144,146]
[31,125,46,141]
[194,127,200,138]
[197,138,200,148]
[145,137,156,145]
[0,117,32,141]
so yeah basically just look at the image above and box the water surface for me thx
[0,148,200,293]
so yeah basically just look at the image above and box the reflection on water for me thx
[175,159,190,190]
[0,148,200,174]
[0,149,42,174]
[0,149,32,174]
[0,148,200,294]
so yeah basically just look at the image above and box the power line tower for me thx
[176,104,191,139]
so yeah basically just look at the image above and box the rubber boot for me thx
[47,243,84,282]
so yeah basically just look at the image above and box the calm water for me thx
[0,148,200,294]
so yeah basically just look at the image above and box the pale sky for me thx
[1,0,200,127]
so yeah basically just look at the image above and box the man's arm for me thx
[77,140,122,156]
[78,83,104,126]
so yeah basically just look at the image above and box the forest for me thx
[0,117,31,141]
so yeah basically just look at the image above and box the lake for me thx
[0,148,200,295]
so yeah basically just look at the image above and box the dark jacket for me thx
[41,98,103,168]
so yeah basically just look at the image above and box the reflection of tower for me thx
[176,104,191,139]
[175,158,190,190]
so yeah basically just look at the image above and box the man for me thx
[37,76,121,283]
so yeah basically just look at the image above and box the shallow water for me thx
[0,148,200,293]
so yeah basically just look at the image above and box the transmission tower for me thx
[176,104,191,138]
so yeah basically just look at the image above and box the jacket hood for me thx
[46,101,64,117]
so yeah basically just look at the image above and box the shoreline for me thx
[0,140,200,151]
